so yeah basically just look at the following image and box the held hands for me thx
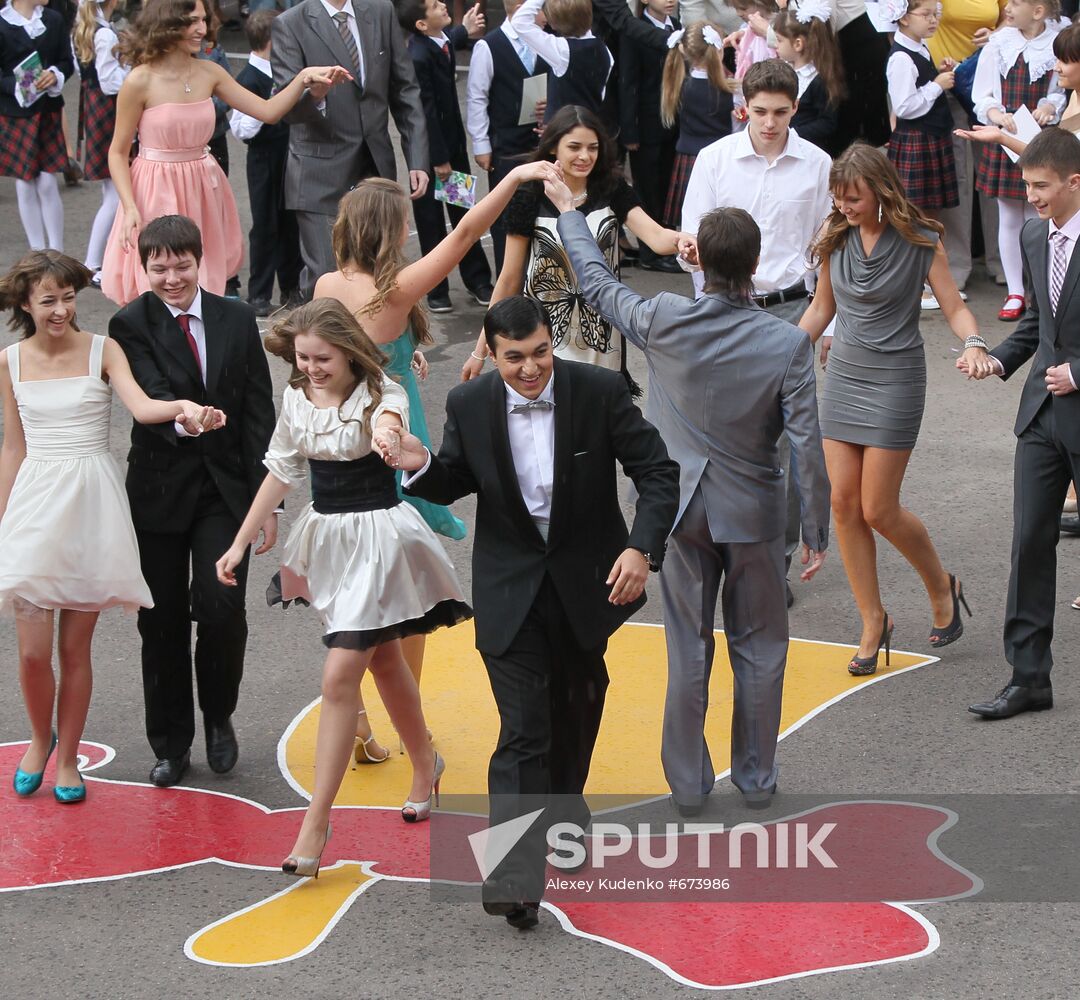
[216,543,246,586]
[514,159,563,187]
[372,426,428,471]
[463,2,486,38]
[606,548,649,606]
[799,544,827,582]
[1046,363,1077,396]
[411,349,428,381]
[678,234,699,267]
[177,402,227,435]
[302,65,351,101]
[956,347,998,379]
[409,170,430,200]
[543,174,575,213]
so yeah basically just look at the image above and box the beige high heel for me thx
[401,753,445,824]
[353,710,390,765]
[282,822,332,879]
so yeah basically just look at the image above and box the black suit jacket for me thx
[792,75,840,157]
[0,10,75,119]
[109,292,276,532]
[406,359,679,657]
[618,14,679,147]
[408,27,469,168]
[991,218,1080,453]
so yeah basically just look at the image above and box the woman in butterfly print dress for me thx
[461,105,692,388]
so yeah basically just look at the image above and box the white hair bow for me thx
[667,28,685,49]
[702,24,725,50]
[879,0,910,25]
[794,0,832,24]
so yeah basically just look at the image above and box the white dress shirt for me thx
[511,0,611,92]
[681,127,833,296]
[972,25,1065,125]
[319,0,365,87]
[794,62,818,99]
[229,53,272,141]
[886,30,943,122]
[403,374,557,534]
[2,4,65,108]
[643,10,673,29]
[94,19,127,96]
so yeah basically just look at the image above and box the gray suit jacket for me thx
[271,0,428,215]
[558,211,830,548]
[990,217,1080,454]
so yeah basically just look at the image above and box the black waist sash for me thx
[308,453,401,514]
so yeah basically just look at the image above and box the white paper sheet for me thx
[1001,105,1042,164]
[518,73,548,126]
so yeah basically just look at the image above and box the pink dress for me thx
[101,99,243,305]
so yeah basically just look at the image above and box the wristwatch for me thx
[631,547,659,573]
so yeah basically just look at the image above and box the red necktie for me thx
[442,41,450,58]
[176,313,203,377]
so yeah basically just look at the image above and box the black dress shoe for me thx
[742,785,778,810]
[150,751,190,787]
[786,583,795,609]
[639,254,683,273]
[1060,513,1080,537]
[427,294,453,313]
[505,902,540,930]
[550,832,588,873]
[969,684,1053,719]
[247,297,274,317]
[206,718,239,774]
[468,283,495,307]
[670,794,705,817]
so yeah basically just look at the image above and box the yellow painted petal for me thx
[185,862,376,967]
[281,623,934,807]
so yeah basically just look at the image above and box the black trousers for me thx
[246,141,301,303]
[1005,399,1080,687]
[412,147,492,299]
[135,478,250,760]
[629,140,676,261]
[480,576,609,902]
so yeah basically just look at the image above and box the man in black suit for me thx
[400,0,493,313]
[393,296,679,928]
[109,216,277,785]
[961,128,1080,719]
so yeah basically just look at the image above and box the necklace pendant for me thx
[184,82,192,94]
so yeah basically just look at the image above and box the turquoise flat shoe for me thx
[13,732,58,797]
[53,778,86,804]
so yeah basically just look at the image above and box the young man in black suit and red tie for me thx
[400,0,494,314]
[109,215,277,786]
[389,296,679,929]
[960,128,1080,719]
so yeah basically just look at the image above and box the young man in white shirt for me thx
[681,58,832,604]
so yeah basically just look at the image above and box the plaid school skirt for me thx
[0,108,67,180]
[975,62,1052,201]
[664,152,697,229]
[887,127,959,211]
[79,82,116,182]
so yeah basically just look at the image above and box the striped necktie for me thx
[333,11,362,82]
[1050,231,1069,314]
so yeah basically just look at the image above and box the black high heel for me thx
[848,612,893,676]
[929,574,971,649]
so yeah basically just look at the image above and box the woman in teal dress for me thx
[312,161,561,762]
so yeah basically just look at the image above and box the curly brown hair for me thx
[118,0,205,67]
[0,252,93,340]
[264,299,389,435]
[331,179,433,347]
[809,143,943,266]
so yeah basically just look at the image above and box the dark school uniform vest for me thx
[890,41,952,136]
[546,36,608,118]
[485,28,550,159]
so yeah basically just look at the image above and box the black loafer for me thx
[247,298,274,318]
[427,295,453,313]
[670,794,705,817]
[550,832,588,873]
[969,684,1053,719]
[505,902,540,930]
[206,718,239,774]
[468,284,494,307]
[639,254,683,273]
[150,751,190,787]
[1060,514,1080,537]
[742,785,778,810]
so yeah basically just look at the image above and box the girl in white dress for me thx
[0,251,223,803]
[216,299,471,878]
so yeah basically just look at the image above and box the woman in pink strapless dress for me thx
[101,0,349,305]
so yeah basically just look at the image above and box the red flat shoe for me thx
[998,294,1025,321]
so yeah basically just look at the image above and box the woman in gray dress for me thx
[799,144,989,674]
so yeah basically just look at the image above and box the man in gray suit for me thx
[552,192,831,812]
[272,0,430,294]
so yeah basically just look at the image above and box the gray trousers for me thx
[296,211,337,298]
[764,296,807,571]
[660,486,789,802]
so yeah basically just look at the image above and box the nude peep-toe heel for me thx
[282,822,332,879]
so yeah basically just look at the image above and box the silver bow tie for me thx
[510,399,555,414]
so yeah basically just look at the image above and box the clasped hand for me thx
[178,403,227,435]
[955,348,998,380]
[303,65,352,101]
[1045,363,1077,396]
[372,426,428,471]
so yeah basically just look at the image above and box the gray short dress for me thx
[819,225,936,450]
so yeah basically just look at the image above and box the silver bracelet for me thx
[964,335,989,351]
[470,351,486,362]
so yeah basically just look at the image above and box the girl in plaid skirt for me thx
[0,0,75,251]
[972,0,1064,321]
[73,0,127,284]
[659,22,735,228]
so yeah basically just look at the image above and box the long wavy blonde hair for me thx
[264,299,389,434]
[331,179,433,347]
[73,0,116,67]
[809,143,944,266]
